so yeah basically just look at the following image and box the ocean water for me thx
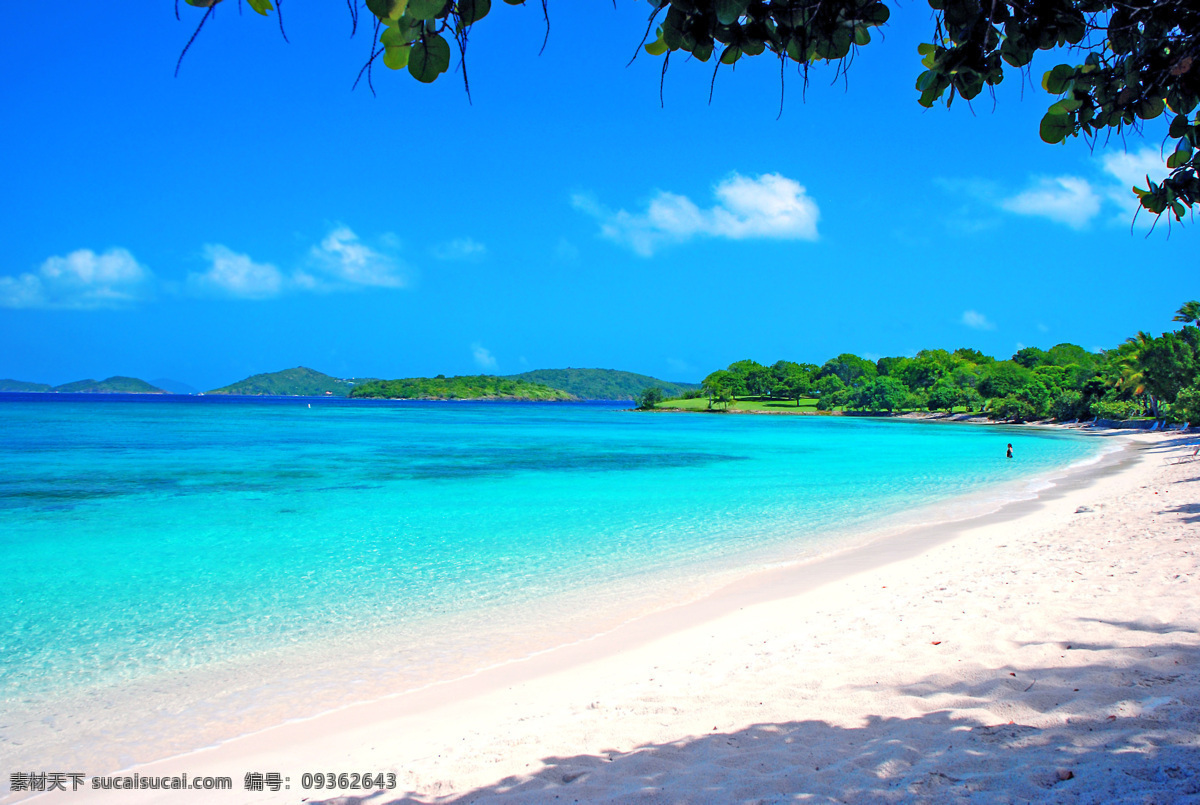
[0,394,1108,764]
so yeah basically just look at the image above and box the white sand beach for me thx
[14,430,1200,804]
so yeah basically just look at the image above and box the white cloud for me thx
[1100,148,1171,223]
[1101,148,1168,191]
[0,248,151,309]
[974,148,1170,231]
[431,238,486,261]
[575,172,820,256]
[472,343,498,371]
[310,226,407,288]
[187,245,284,299]
[961,310,995,330]
[999,176,1102,229]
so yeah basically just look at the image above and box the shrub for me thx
[636,387,666,410]
[1092,399,1143,420]
[1173,383,1200,423]
[990,395,1037,422]
[1052,390,1087,420]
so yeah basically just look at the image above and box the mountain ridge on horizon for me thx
[1,366,701,401]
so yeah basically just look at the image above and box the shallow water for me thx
[0,394,1105,722]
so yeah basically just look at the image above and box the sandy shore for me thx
[12,430,1200,804]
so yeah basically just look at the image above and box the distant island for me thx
[1,366,700,402]
[0,376,166,394]
[504,368,699,401]
[207,367,374,397]
[0,379,54,393]
[205,366,692,401]
[350,375,576,401]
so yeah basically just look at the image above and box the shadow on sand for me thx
[314,622,1200,804]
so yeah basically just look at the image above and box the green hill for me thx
[350,375,576,401]
[0,379,53,392]
[208,367,374,397]
[53,376,166,394]
[505,368,700,401]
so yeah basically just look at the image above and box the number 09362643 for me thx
[299,772,397,790]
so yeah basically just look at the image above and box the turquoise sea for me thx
[0,395,1109,766]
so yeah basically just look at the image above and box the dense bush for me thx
[1173,383,1200,423]
[1093,399,1144,420]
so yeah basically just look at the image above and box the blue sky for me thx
[0,2,1190,390]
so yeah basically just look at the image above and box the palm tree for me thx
[1104,332,1158,418]
[1174,300,1200,329]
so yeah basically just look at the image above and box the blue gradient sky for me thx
[0,3,1189,390]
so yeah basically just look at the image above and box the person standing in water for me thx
[1006,443,1014,459]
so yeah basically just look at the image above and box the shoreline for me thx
[647,402,1193,432]
[15,430,1197,802]
[0,413,1111,781]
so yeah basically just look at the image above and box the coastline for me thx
[16,429,1197,803]
[0,418,1111,779]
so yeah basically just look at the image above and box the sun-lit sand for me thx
[14,430,1199,804]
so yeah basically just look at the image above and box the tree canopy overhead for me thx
[177,0,1198,222]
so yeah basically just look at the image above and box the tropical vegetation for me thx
[507,368,699,400]
[350,375,577,400]
[677,301,1200,424]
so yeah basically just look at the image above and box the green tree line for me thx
[350,374,577,400]
[691,301,1200,423]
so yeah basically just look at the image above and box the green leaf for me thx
[246,0,272,15]
[408,0,446,20]
[1039,111,1073,144]
[1041,64,1075,94]
[1169,114,1191,139]
[645,28,669,56]
[917,42,936,56]
[692,39,714,62]
[408,33,451,82]
[1048,98,1082,114]
[825,28,851,59]
[1136,97,1166,120]
[383,44,411,69]
[715,0,749,26]
[456,0,489,26]
[1167,147,1192,169]
[854,25,871,46]
[366,0,400,18]
[1171,200,1187,220]
[865,3,889,24]
[364,0,398,17]
[720,45,742,65]
[381,25,410,47]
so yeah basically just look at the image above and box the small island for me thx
[0,376,166,394]
[349,375,577,401]
[207,366,372,397]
